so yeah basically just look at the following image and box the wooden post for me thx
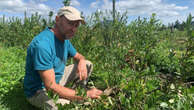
[113,0,115,23]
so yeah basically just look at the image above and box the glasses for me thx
[61,16,80,28]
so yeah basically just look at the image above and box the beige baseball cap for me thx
[57,6,85,24]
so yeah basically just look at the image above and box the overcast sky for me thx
[0,0,193,24]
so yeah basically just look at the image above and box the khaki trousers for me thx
[26,60,93,110]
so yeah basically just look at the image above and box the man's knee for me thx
[85,60,92,65]
[85,60,93,74]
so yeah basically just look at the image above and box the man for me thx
[23,6,102,110]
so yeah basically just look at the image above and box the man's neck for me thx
[51,28,64,42]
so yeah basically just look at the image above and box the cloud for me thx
[32,0,48,2]
[90,0,188,17]
[70,0,80,7]
[0,0,52,16]
[90,0,100,9]
[89,0,189,24]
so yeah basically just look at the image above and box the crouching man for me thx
[23,6,102,110]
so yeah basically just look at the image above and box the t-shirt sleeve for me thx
[31,44,53,70]
[68,41,77,58]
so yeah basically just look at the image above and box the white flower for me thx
[160,102,168,108]
[135,60,139,64]
[170,83,175,90]
[169,99,175,103]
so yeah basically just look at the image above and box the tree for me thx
[180,21,186,31]
[191,21,194,30]
[48,11,53,26]
[168,23,174,33]
[174,20,181,30]
[63,0,71,6]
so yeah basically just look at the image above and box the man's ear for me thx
[55,16,60,23]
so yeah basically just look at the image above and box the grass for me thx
[0,83,38,110]
[0,46,39,110]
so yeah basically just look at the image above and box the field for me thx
[0,11,193,110]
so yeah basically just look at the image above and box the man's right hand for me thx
[86,88,103,99]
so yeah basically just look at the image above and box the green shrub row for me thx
[0,11,193,109]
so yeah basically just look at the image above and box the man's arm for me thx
[73,52,85,61]
[73,52,87,80]
[39,69,102,100]
[39,69,83,100]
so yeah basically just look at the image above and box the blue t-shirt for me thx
[24,27,77,98]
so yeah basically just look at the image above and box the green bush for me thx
[0,10,193,110]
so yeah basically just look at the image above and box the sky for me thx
[0,0,194,25]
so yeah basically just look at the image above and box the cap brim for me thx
[64,15,85,25]
[79,20,85,25]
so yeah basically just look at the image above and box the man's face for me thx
[56,16,80,39]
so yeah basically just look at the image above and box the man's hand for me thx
[87,88,103,99]
[77,59,87,80]
[74,53,88,81]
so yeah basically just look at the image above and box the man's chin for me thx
[68,34,74,38]
[64,35,74,39]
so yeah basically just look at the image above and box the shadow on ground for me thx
[0,82,39,110]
